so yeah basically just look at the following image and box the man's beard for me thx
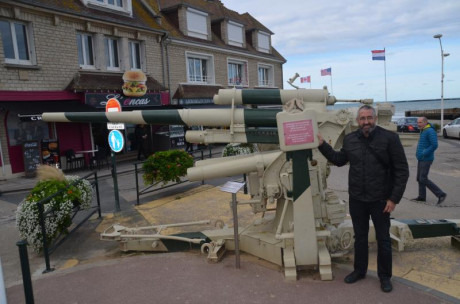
[360,124,376,136]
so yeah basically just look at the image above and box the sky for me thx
[221,0,460,102]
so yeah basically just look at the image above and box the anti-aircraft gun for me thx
[41,88,459,281]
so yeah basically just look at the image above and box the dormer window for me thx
[227,21,243,47]
[186,8,208,39]
[257,31,270,53]
[81,0,132,16]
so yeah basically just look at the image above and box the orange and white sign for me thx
[105,98,124,130]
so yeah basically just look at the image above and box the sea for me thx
[327,98,460,121]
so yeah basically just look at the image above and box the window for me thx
[257,31,270,53]
[186,53,214,84]
[105,37,119,70]
[0,20,33,65]
[77,33,94,68]
[82,0,132,16]
[186,8,208,39]
[258,64,274,87]
[228,59,248,86]
[227,21,243,47]
[128,40,141,70]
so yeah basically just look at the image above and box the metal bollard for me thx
[16,240,34,304]
[0,257,8,304]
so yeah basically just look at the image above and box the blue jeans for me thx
[416,161,445,199]
[349,198,392,280]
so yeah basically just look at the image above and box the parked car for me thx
[396,117,420,133]
[443,117,460,139]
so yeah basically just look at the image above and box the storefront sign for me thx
[19,115,43,122]
[85,93,163,108]
[178,98,214,105]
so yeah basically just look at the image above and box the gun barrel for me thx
[187,151,282,181]
[42,108,279,127]
[213,88,337,106]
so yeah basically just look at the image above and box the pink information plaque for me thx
[283,119,314,145]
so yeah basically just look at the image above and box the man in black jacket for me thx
[317,105,409,293]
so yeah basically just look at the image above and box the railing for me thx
[15,171,102,303]
[36,171,102,273]
[134,145,222,205]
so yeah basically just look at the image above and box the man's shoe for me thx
[380,279,393,292]
[410,197,425,202]
[437,194,447,205]
[344,271,365,284]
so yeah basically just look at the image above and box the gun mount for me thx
[41,88,433,281]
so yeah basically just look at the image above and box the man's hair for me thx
[357,105,376,118]
[418,116,428,123]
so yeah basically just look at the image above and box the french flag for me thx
[372,50,385,61]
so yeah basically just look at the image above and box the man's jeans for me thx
[416,161,445,199]
[349,198,392,280]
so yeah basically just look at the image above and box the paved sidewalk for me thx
[1,141,460,303]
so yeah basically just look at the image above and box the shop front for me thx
[0,91,95,178]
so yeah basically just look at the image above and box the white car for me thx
[443,117,460,139]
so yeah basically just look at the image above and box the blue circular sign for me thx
[108,130,125,153]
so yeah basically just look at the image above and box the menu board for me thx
[23,141,41,177]
[41,139,60,166]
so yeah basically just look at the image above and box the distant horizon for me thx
[381,97,460,103]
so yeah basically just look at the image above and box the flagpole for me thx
[384,47,387,102]
[330,73,333,95]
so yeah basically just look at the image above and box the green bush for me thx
[142,150,194,185]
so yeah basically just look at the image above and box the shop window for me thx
[7,113,50,146]
[0,19,35,65]
[77,32,95,69]
[227,21,243,47]
[258,64,274,87]
[105,37,120,70]
[186,8,208,39]
[228,59,248,87]
[186,52,214,84]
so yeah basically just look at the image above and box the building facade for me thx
[0,0,285,179]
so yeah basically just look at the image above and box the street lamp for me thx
[433,34,450,132]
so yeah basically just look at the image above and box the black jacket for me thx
[318,126,409,203]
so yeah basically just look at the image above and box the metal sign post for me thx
[106,98,124,212]
[220,181,245,269]
[108,130,124,212]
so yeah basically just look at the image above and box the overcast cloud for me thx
[222,0,460,101]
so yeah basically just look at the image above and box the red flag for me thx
[300,76,311,83]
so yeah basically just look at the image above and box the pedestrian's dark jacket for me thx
[318,126,409,203]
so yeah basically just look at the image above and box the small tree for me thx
[142,150,194,185]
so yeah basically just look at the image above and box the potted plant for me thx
[16,166,93,253]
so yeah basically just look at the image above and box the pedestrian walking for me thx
[317,105,409,293]
[411,117,447,204]
[135,124,148,160]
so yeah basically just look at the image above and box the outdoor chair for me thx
[64,149,85,170]
[91,146,110,170]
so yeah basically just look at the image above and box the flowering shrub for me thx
[16,175,93,253]
[142,150,194,185]
[222,143,257,157]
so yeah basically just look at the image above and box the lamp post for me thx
[433,34,450,132]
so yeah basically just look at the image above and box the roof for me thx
[66,72,167,92]
[172,84,223,99]
[157,0,284,63]
[9,0,166,33]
